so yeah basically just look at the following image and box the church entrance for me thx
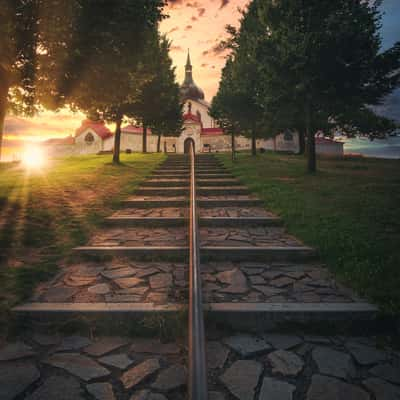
[184,138,195,154]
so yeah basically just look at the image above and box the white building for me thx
[58,51,300,155]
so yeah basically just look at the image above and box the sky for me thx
[3,0,400,155]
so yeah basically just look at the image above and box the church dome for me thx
[180,50,205,101]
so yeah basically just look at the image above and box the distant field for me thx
[218,152,400,315]
[0,153,164,327]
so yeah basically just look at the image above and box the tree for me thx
[0,0,40,160]
[150,38,182,152]
[39,0,165,163]
[250,0,400,172]
[210,57,243,161]
[126,35,182,154]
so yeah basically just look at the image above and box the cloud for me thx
[186,1,201,7]
[198,7,206,17]
[170,45,184,52]
[373,88,400,123]
[220,0,230,9]
[201,63,208,67]
[191,15,198,21]
[203,42,227,57]
[167,26,179,34]
[167,0,184,8]
[185,25,193,30]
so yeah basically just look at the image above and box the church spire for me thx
[186,49,191,67]
[184,49,193,85]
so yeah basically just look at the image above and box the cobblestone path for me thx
[4,154,396,400]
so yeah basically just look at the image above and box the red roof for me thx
[201,127,223,136]
[75,119,113,140]
[122,124,152,135]
[183,112,202,124]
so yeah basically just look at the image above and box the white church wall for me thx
[177,122,202,153]
[74,128,104,154]
[183,100,215,129]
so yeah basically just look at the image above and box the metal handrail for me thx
[188,143,208,400]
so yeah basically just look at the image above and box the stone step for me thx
[151,174,190,179]
[198,186,249,195]
[105,216,186,227]
[74,246,188,260]
[142,179,189,187]
[201,246,317,262]
[122,197,188,208]
[199,217,283,227]
[197,179,239,187]
[195,169,229,174]
[198,199,263,207]
[13,303,184,317]
[205,302,378,328]
[154,169,190,174]
[135,187,189,196]
[105,216,281,227]
[196,173,233,179]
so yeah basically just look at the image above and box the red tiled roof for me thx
[201,127,223,136]
[122,124,152,135]
[75,119,113,140]
[183,112,202,124]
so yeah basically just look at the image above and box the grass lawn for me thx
[0,153,165,329]
[218,152,400,315]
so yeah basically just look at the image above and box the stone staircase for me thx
[7,154,398,400]
[13,154,377,327]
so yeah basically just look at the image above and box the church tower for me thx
[180,49,205,101]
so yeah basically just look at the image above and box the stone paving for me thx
[32,258,188,304]
[125,196,187,202]
[200,227,302,247]
[88,228,187,247]
[112,208,185,218]
[1,332,399,400]
[0,334,187,400]
[197,194,260,201]
[200,261,360,303]
[199,207,274,218]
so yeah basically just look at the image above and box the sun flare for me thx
[21,146,47,169]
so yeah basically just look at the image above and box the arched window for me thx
[85,132,95,144]
[196,110,202,122]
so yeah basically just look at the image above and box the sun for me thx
[21,146,47,170]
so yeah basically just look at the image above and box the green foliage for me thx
[218,152,400,315]
[126,34,183,152]
[214,0,400,169]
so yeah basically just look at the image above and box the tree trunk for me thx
[306,104,316,173]
[142,124,147,153]
[298,128,306,155]
[113,116,122,164]
[231,132,236,162]
[0,70,9,162]
[157,134,161,153]
[251,130,256,156]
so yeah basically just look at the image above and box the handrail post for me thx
[188,143,208,400]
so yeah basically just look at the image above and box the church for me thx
[67,51,300,155]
